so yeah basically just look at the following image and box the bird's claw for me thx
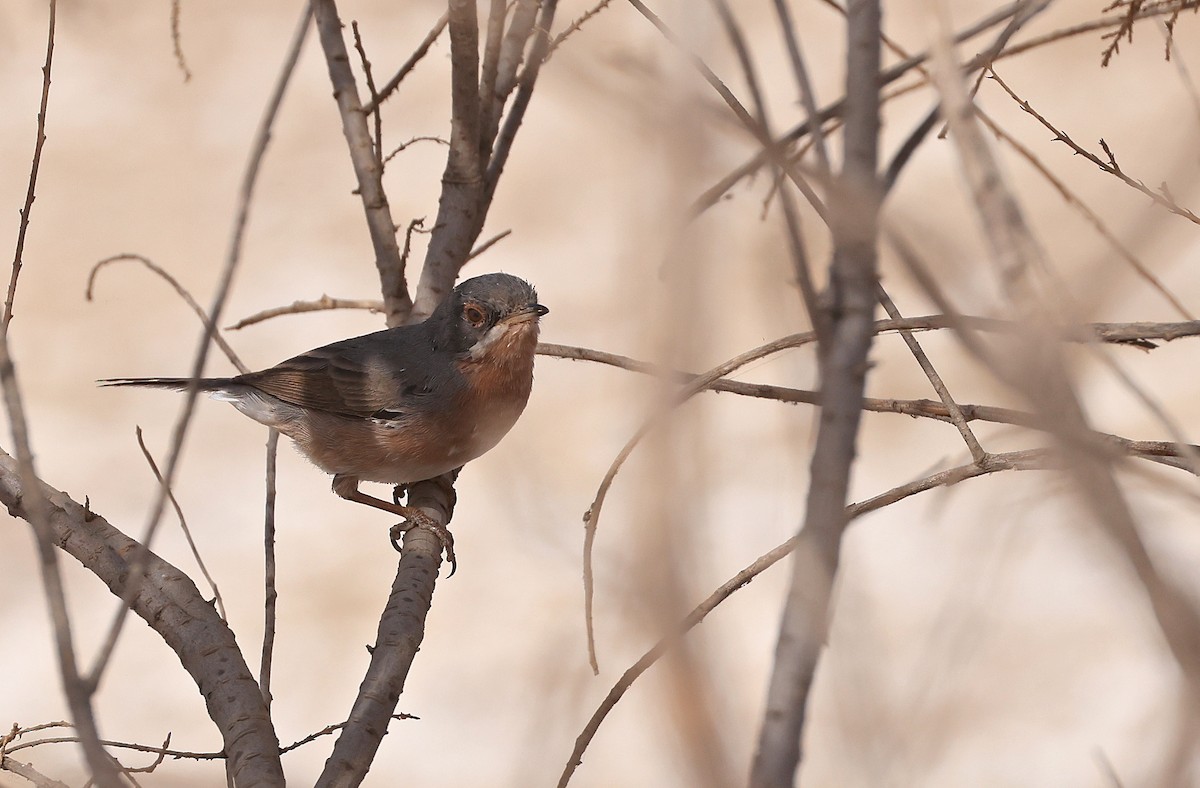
[389,512,457,577]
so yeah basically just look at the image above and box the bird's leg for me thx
[332,474,456,575]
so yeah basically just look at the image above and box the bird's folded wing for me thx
[240,350,409,420]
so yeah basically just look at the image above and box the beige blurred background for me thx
[2,1,1200,786]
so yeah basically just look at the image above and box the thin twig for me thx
[636,0,827,334]
[4,0,56,336]
[974,104,1194,320]
[133,427,226,619]
[362,12,449,116]
[536,341,1200,471]
[772,0,831,180]
[2,4,118,783]
[875,286,986,462]
[260,429,279,710]
[382,134,449,166]
[560,449,1048,787]
[123,733,171,775]
[546,0,614,60]
[466,228,512,261]
[989,68,1200,226]
[580,330,827,672]
[312,0,412,325]
[87,254,249,373]
[350,21,384,167]
[225,295,385,330]
[170,0,192,82]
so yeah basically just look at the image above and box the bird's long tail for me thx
[98,377,236,391]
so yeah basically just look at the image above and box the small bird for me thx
[102,273,548,573]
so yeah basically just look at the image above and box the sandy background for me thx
[2,1,1200,785]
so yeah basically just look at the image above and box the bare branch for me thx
[87,254,249,373]
[410,0,487,318]
[169,0,192,82]
[133,427,226,620]
[315,483,454,786]
[930,9,1200,758]
[350,21,384,167]
[875,286,986,462]
[560,449,1048,787]
[989,68,1200,226]
[226,295,385,330]
[5,0,56,334]
[260,429,280,710]
[546,0,615,60]
[751,0,882,781]
[312,0,413,325]
[362,12,449,116]
[0,450,284,784]
[1,756,70,788]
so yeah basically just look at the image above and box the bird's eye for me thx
[463,303,487,327]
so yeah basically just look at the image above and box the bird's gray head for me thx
[431,273,548,355]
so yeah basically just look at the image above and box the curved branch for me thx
[0,450,284,785]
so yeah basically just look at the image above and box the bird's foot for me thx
[389,510,457,577]
[391,483,410,506]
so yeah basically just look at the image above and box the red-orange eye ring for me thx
[463,303,487,327]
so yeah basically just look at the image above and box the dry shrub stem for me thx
[988,69,1200,226]
[929,14,1200,780]
[309,2,557,781]
[559,449,1048,787]
[261,429,280,710]
[361,12,449,116]
[87,254,250,374]
[133,427,226,620]
[749,0,882,781]
[2,3,121,784]
[312,0,413,325]
[694,1,1191,214]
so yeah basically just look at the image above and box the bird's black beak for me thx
[499,302,548,324]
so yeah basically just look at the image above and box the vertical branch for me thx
[315,485,455,787]
[751,0,882,785]
[4,0,56,335]
[2,4,119,784]
[771,0,832,180]
[482,0,559,204]
[481,0,539,165]
[478,0,508,156]
[311,0,413,327]
[260,429,280,710]
[412,0,487,318]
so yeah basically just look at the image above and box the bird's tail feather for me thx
[98,377,235,391]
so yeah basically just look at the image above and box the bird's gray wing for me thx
[239,327,435,419]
